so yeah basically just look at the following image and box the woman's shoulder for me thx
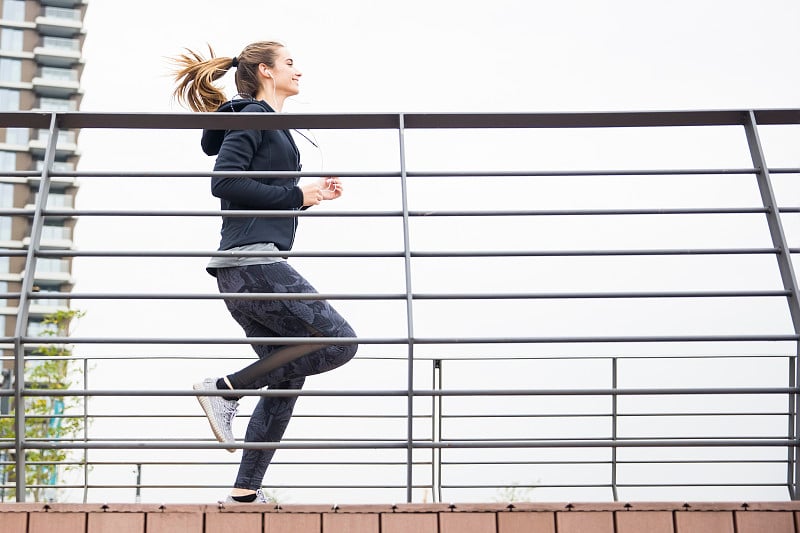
[218,99,272,113]
[239,101,271,113]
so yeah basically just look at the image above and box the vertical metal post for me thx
[789,356,797,499]
[611,357,619,501]
[82,357,89,503]
[433,359,442,503]
[743,111,800,499]
[13,113,59,501]
[0,367,9,502]
[397,113,417,503]
[135,464,142,503]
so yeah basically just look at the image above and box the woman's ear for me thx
[259,63,272,78]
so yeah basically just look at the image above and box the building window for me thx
[0,182,13,238]
[35,159,74,172]
[34,190,73,208]
[0,151,15,170]
[27,320,48,337]
[1,29,23,51]
[42,36,79,52]
[37,129,75,145]
[31,289,66,308]
[41,224,69,241]
[43,7,80,21]
[5,127,28,145]
[1,0,25,22]
[38,97,74,111]
[40,66,77,83]
[0,89,19,111]
[0,59,21,83]
[36,258,68,273]
[0,218,11,241]
[0,183,12,208]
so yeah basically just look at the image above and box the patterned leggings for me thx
[215,262,358,490]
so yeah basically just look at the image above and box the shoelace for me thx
[222,401,239,425]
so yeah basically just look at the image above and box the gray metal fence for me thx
[0,109,798,503]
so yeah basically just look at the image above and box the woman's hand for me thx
[300,181,324,206]
[301,177,343,206]
[320,177,343,200]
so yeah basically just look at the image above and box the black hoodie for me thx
[201,99,304,265]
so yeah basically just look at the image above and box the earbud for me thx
[266,71,272,78]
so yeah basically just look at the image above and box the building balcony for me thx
[31,76,81,98]
[25,194,75,218]
[35,8,83,38]
[27,271,72,284]
[33,45,82,68]
[28,130,78,158]
[40,0,88,8]
[28,299,70,315]
[22,237,73,250]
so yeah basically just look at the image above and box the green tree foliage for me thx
[0,309,86,502]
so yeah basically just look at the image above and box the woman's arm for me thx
[211,127,304,209]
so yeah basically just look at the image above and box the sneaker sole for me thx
[193,383,236,453]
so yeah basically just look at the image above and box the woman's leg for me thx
[207,262,357,494]
[219,262,358,391]
[233,377,304,490]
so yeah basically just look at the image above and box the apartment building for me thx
[0,0,86,352]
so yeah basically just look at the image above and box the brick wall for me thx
[0,502,797,533]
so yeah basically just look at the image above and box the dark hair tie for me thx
[230,56,239,68]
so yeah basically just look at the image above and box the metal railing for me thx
[0,109,798,503]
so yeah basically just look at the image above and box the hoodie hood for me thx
[201,99,274,156]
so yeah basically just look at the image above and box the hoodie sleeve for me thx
[209,107,304,210]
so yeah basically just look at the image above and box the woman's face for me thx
[266,47,302,98]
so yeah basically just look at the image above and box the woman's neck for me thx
[256,91,285,112]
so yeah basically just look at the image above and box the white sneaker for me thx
[225,489,270,503]
[193,378,238,453]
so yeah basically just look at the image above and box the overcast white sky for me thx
[48,0,800,504]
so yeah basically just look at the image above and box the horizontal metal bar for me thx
[37,206,773,218]
[41,109,790,130]
[442,435,788,442]
[0,112,53,128]
[34,248,783,258]
[2,353,792,363]
[32,290,790,301]
[7,483,422,491]
[25,206,800,218]
[406,168,761,177]
[0,413,429,420]
[48,168,762,179]
[442,459,785,465]
[55,111,404,130]
[766,167,800,173]
[411,248,784,258]
[0,460,425,467]
[443,482,787,489]
[441,411,789,418]
[6,438,795,451]
[5,386,797,398]
[7,334,797,345]
[2,108,798,131]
